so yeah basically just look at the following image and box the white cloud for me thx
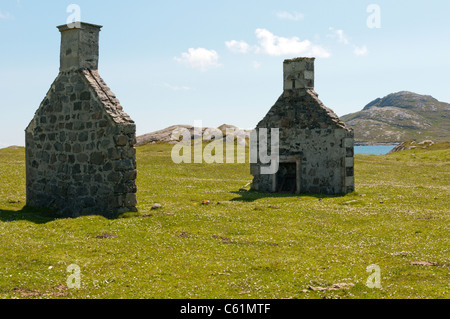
[353,45,368,56]
[328,27,349,44]
[255,28,331,58]
[225,29,330,58]
[164,83,191,91]
[276,11,304,21]
[328,27,368,56]
[225,40,251,53]
[174,48,220,71]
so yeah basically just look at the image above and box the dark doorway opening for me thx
[277,163,297,193]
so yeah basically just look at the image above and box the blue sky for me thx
[1,0,449,147]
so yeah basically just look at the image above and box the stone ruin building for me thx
[25,22,137,218]
[251,57,355,195]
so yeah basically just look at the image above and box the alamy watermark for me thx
[367,4,381,29]
[66,4,81,28]
[170,121,280,175]
[366,264,382,289]
[66,264,81,289]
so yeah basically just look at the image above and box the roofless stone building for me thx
[25,22,137,218]
[251,57,355,195]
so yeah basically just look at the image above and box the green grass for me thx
[0,143,449,299]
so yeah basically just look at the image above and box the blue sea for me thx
[355,145,397,155]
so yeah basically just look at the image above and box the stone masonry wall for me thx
[251,88,355,195]
[26,69,137,218]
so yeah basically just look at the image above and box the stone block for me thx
[345,157,354,167]
[345,176,354,187]
[80,92,91,101]
[78,131,89,142]
[90,152,105,165]
[250,164,260,176]
[77,153,88,163]
[344,138,354,148]
[122,169,137,181]
[125,193,137,207]
[107,171,122,183]
[115,135,128,146]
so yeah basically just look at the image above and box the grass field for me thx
[0,143,448,299]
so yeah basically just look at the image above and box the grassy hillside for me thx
[0,144,448,299]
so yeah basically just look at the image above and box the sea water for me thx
[354,145,397,155]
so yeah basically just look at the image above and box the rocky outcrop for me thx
[388,140,435,153]
[136,124,252,146]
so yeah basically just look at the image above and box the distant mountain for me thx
[341,91,450,143]
[136,124,251,146]
[137,92,450,146]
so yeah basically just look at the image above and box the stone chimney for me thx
[57,22,102,71]
[26,22,137,218]
[283,57,315,91]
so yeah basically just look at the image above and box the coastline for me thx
[355,142,400,146]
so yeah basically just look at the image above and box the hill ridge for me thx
[342,91,450,143]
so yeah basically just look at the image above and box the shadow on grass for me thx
[0,206,123,224]
[0,206,62,224]
[230,190,345,202]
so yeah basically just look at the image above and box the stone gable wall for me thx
[26,69,137,218]
[251,89,354,195]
